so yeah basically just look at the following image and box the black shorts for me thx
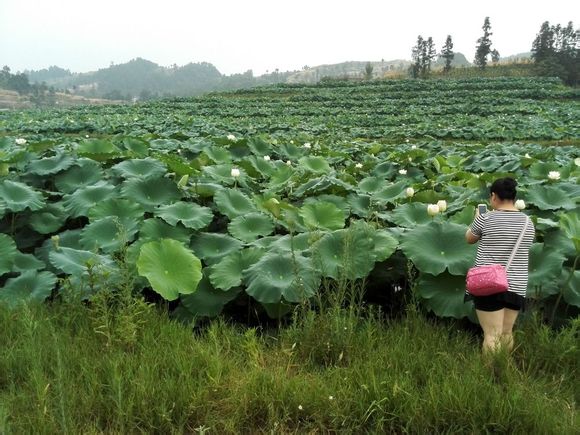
[465,292,525,312]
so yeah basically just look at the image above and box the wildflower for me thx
[436,200,447,212]
[15,138,27,145]
[427,204,440,216]
[515,199,525,210]
[355,163,363,169]
[303,142,311,149]
[406,187,415,198]
[227,134,237,141]
[398,169,407,175]
[263,155,271,161]
[231,168,240,178]
[548,171,560,181]
[286,160,292,166]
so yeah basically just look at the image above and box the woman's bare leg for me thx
[476,309,505,353]
[501,308,519,351]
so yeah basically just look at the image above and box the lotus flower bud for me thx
[399,169,407,175]
[355,163,363,169]
[286,160,292,166]
[548,171,560,180]
[515,199,525,210]
[575,157,580,167]
[15,138,27,145]
[524,153,531,158]
[303,142,311,149]
[406,187,415,198]
[177,175,189,188]
[427,204,440,216]
[436,200,447,212]
[411,145,417,149]
[227,134,237,141]
[231,168,240,178]
[263,155,271,161]
[51,235,60,249]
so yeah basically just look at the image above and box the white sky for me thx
[0,0,578,75]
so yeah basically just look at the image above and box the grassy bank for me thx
[0,296,577,434]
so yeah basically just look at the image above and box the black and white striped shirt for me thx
[469,211,535,297]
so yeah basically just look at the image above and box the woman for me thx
[465,177,535,353]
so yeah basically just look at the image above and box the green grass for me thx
[0,295,577,434]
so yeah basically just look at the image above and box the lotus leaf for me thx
[304,194,349,216]
[416,272,474,319]
[561,269,579,307]
[89,198,144,231]
[49,247,117,276]
[373,181,407,204]
[203,164,238,184]
[0,270,57,308]
[54,159,104,193]
[528,243,567,297]
[63,181,117,217]
[243,252,320,303]
[298,156,331,174]
[400,221,476,275]
[559,212,580,253]
[248,156,275,177]
[29,204,68,234]
[156,201,213,230]
[267,232,314,252]
[12,252,45,272]
[80,216,132,253]
[371,162,397,178]
[525,185,576,211]
[121,177,181,211]
[300,202,345,231]
[76,139,120,160]
[358,176,383,194]
[137,239,202,301]
[0,180,45,212]
[27,152,75,175]
[180,275,242,318]
[0,234,17,276]
[112,158,167,179]
[139,218,192,244]
[191,233,244,264]
[209,247,265,290]
[268,165,294,189]
[388,203,434,228]
[246,136,272,156]
[204,146,232,164]
[122,137,149,157]
[347,193,371,217]
[228,212,275,242]
[214,188,257,219]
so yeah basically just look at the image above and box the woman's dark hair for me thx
[490,177,517,201]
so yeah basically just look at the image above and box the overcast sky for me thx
[1,0,578,75]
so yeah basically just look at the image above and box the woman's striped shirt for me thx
[468,211,535,297]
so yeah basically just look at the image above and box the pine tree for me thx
[440,35,455,73]
[411,35,424,78]
[474,17,493,68]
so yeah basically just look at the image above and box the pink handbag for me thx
[466,217,529,297]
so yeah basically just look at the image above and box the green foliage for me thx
[474,17,494,68]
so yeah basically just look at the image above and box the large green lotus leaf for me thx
[62,181,117,217]
[303,194,349,216]
[49,247,116,276]
[0,180,45,212]
[312,228,375,280]
[525,185,576,211]
[347,193,371,217]
[121,177,181,211]
[246,136,272,156]
[450,206,476,226]
[0,270,57,308]
[299,202,345,231]
[371,162,397,178]
[27,152,75,175]
[180,274,241,318]
[358,176,384,194]
[204,146,232,164]
[387,203,433,228]
[373,229,399,262]
[139,218,192,243]
[372,181,407,204]
[268,165,294,189]
[293,176,353,198]
[559,212,580,253]
[80,216,133,253]
[209,247,265,290]
[89,198,144,232]
[112,158,167,179]
[561,269,579,307]
[122,137,149,157]
[54,159,104,193]
[156,201,213,230]
[12,252,45,272]
[298,156,332,174]
[28,203,68,234]
[191,182,223,198]
[0,234,17,276]
[213,188,257,219]
[202,164,238,185]
[528,243,566,297]
[243,252,320,304]
[137,239,202,301]
[528,162,570,180]
[248,156,275,177]
[191,233,244,264]
[228,212,275,242]
[416,272,474,319]
[76,139,120,160]
[261,232,314,253]
[400,221,476,275]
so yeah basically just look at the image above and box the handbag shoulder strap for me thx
[506,216,530,272]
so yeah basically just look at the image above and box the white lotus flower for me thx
[328,396,334,400]
[405,139,410,143]
[231,168,240,178]
[399,169,407,175]
[303,142,311,149]
[406,187,415,198]
[298,405,303,411]
[263,155,271,161]
[427,204,440,216]
[85,134,89,138]
[515,199,525,210]
[411,145,417,149]
[575,157,580,167]
[548,171,560,180]
[355,163,363,169]
[286,160,292,166]
[525,153,531,158]
[227,134,237,141]
[15,138,27,145]
[436,200,447,212]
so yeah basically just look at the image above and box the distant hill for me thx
[433,52,471,68]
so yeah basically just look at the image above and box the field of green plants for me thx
[0,77,578,322]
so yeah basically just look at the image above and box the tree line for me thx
[410,18,578,85]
